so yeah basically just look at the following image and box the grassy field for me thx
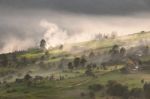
[0,32,150,99]
[0,68,149,99]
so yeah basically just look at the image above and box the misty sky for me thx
[1,0,150,53]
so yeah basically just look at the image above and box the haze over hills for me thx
[0,31,149,99]
[1,0,150,54]
[1,0,150,99]
[0,31,150,80]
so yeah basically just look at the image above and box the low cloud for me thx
[0,37,35,53]
[40,20,97,48]
[1,14,150,53]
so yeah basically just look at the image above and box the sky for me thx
[0,0,150,53]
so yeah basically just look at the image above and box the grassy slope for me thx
[19,32,150,60]
[0,69,149,99]
[0,32,150,99]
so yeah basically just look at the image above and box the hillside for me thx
[0,32,150,99]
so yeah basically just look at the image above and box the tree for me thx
[24,74,32,81]
[107,80,129,98]
[45,51,49,56]
[101,62,107,70]
[141,31,145,33]
[143,83,150,99]
[68,62,73,71]
[95,33,103,40]
[88,84,104,92]
[59,45,63,50]
[73,57,80,68]
[85,68,95,77]
[0,54,8,66]
[89,51,95,58]
[21,57,28,65]
[12,53,17,62]
[130,88,143,98]
[40,39,46,50]
[39,61,45,68]
[143,46,149,55]
[110,44,120,57]
[45,51,50,58]
[80,57,87,67]
[92,63,97,68]
[80,92,85,97]
[120,47,126,57]
[89,91,95,99]
[111,31,118,39]
[87,64,92,70]
[24,74,32,87]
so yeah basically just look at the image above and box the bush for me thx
[120,67,129,74]
[107,80,129,98]
[85,68,95,77]
[80,92,85,97]
[143,83,150,99]
[141,79,144,84]
[24,74,32,81]
[88,84,104,92]
[6,89,17,93]
[130,88,143,98]
[89,91,95,99]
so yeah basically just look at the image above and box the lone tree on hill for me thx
[40,39,46,50]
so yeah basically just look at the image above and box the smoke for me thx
[40,20,97,48]
[40,15,150,49]
[1,0,150,54]
[0,37,35,54]
[40,20,68,48]
[1,12,150,53]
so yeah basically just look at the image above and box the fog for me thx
[40,15,150,49]
[1,1,150,53]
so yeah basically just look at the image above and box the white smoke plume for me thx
[40,20,68,48]
[40,20,97,49]
[1,13,150,53]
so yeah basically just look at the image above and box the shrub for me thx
[130,88,143,98]
[89,91,95,99]
[80,92,85,97]
[143,83,150,99]
[85,68,95,77]
[107,80,129,98]
[88,84,104,92]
